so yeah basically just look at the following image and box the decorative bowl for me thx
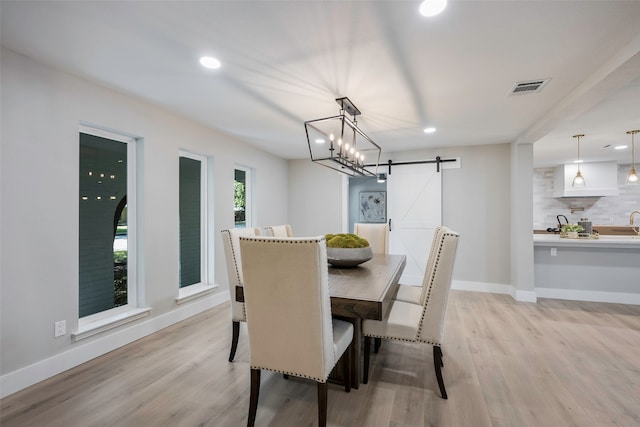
[326,246,373,268]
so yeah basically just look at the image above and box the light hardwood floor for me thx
[2,291,639,426]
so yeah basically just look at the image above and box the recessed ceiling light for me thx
[614,145,628,150]
[419,0,447,17]
[423,127,437,134]
[315,138,325,144]
[199,56,221,70]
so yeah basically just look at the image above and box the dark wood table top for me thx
[328,254,406,320]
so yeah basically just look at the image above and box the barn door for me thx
[387,164,442,285]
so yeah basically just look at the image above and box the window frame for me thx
[77,125,139,327]
[178,150,208,291]
[234,165,253,228]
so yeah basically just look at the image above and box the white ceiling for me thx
[2,1,640,168]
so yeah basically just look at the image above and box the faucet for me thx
[631,211,640,236]
[557,214,569,230]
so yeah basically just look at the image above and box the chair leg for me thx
[433,345,447,399]
[363,336,371,384]
[374,337,382,353]
[229,321,240,362]
[248,368,261,427]
[343,344,351,393]
[317,381,327,427]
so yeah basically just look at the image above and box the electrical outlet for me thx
[550,248,557,257]
[54,320,66,338]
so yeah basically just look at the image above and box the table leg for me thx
[352,318,361,389]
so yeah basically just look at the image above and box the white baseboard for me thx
[452,280,639,305]
[452,280,537,303]
[513,289,538,303]
[535,288,640,305]
[0,291,230,399]
[452,280,512,295]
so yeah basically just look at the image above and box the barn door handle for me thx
[388,218,392,231]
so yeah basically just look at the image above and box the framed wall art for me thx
[359,191,386,223]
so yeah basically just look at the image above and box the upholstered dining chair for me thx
[362,229,459,399]
[353,223,389,254]
[221,227,262,362]
[239,236,354,427]
[264,224,293,237]
[394,226,446,305]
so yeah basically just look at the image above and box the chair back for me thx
[221,227,262,322]
[239,236,335,382]
[417,229,459,345]
[418,226,446,305]
[264,224,293,237]
[353,223,388,254]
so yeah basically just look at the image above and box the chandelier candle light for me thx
[627,130,639,184]
[305,97,381,177]
[572,134,586,187]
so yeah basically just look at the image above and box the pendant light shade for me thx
[626,130,639,185]
[572,134,586,187]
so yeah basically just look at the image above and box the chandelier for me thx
[305,97,381,177]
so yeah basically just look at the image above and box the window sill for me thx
[72,307,152,341]
[176,283,217,305]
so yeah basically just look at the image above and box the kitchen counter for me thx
[534,234,640,249]
[533,234,640,304]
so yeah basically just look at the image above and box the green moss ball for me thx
[325,233,370,248]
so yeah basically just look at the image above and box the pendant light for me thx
[626,129,639,185]
[572,134,586,187]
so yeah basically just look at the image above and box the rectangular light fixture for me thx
[304,97,381,177]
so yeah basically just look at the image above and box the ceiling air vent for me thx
[509,78,550,95]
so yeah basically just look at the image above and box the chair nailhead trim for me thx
[364,334,441,346]
[222,229,249,322]
[249,342,349,383]
[249,366,327,383]
[239,236,326,244]
[416,232,458,340]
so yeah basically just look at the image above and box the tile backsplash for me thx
[533,165,640,229]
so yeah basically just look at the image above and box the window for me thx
[179,151,207,288]
[79,126,137,320]
[234,166,252,228]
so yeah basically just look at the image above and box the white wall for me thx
[385,144,512,288]
[511,143,535,301]
[0,48,288,391]
[287,159,343,237]
[288,144,514,288]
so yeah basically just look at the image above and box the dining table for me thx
[235,253,407,388]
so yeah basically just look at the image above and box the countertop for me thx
[533,234,640,249]
[534,225,639,235]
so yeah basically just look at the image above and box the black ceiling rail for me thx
[364,156,457,174]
